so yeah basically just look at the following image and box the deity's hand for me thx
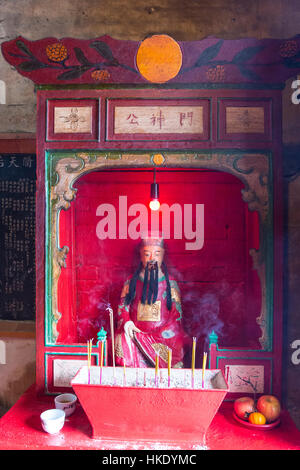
[124,320,142,340]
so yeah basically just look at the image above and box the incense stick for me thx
[107,308,115,371]
[99,340,104,385]
[202,352,207,388]
[167,348,172,387]
[191,337,196,388]
[155,352,159,387]
[87,339,92,384]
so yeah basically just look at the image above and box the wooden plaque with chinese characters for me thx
[0,154,36,321]
[114,106,203,134]
[106,98,210,141]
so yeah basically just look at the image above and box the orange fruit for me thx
[46,43,68,62]
[248,412,266,425]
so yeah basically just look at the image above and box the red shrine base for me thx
[1,384,300,451]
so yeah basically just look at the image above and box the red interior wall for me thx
[57,169,261,358]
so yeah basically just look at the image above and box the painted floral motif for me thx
[181,40,267,81]
[4,36,300,84]
[182,39,300,81]
[10,39,137,80]
[91,69,110,81]
[58,108,86,132]
[152,153,165,166]
[279,40,298,57]
[206,65,226,82]
[46,43,68,62]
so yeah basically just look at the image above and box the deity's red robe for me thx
[115,275,188,368]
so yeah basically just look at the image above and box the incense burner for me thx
[71,366,228,444]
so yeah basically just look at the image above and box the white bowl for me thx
[40,408,65,434]
[54,393,77,417]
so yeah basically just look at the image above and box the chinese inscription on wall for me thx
[0,154,36,321]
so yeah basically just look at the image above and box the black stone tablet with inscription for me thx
[0,154,36,321]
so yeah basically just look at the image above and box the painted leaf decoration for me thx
[57,66,90,80]
[90,41,114,61]
[74,47,92,66]
[238,66,261,81]
[232,46,265,64]
[8,52,29,59]
[283,57,300,68]
[119,63,139,74]
[293,49,300,59]
[16,40,34,57]
[18,61,44,71]
[194,40,223,66]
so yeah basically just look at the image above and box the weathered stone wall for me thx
[0,0,299,428]
[0,335,35,410]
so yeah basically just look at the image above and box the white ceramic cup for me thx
[54,393,77,417]
[40,408,65,434]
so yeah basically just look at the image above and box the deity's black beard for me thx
[125,261,172,310]
[141,261,159,305]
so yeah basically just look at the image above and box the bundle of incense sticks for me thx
[202,352,207,388]
[191,337,196,388]
[87,339,92,384]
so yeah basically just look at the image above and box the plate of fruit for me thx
[233,395,281,430]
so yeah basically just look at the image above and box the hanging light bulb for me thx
[149,198,160,211]
[149,168,160,211]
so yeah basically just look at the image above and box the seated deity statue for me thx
[115,234,188,368]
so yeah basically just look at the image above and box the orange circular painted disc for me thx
[136,35,182,83]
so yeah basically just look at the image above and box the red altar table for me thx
[0,384,300,450]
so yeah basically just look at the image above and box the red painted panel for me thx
[36,87,282,152]
[57,168,261,355]
[57,205,77,343]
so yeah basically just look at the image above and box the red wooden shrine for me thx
[2,33,295,404]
